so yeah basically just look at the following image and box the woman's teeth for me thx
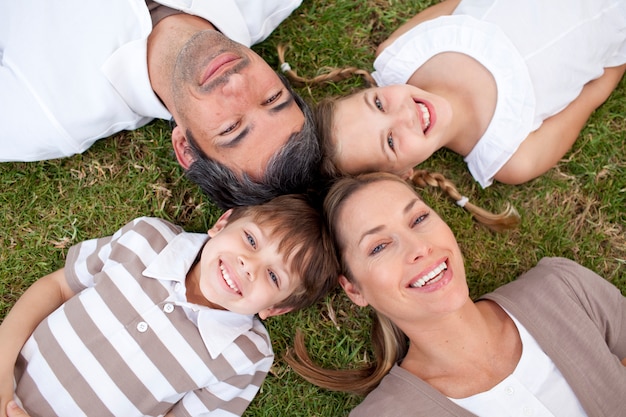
[220,262,241,293]
[410,262,447,288]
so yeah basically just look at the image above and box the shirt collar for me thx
[143,232,260,358]
[197,309,260,359]
[143,232,208,284]
[101,4,172,120]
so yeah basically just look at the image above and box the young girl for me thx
[287,172,626,416]
[282,0,626,186]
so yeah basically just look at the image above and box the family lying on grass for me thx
[2,174,625,417]
[2,0,625,415]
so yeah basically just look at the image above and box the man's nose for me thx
[221,73,249,99]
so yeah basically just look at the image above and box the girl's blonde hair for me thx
[277,44,376,87]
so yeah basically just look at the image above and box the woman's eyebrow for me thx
[357,198,420,245]
[404,199,418,215]
[358,225,384,246]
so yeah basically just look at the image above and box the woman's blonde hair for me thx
[285,173,412,396]
[284,172,516,395]
[287,312,406,396]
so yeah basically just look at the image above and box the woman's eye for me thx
[265,92,282,104]
[387,134,395,150]
[370,243,386,255]
[245,232,257,249]
[374,97,384,111]
[413,213,429,226]
[221,122,239,135]
[268,270,279,287]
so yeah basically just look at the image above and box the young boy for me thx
[0,194,338,417]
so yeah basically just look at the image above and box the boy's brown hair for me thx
[228,194,339,312]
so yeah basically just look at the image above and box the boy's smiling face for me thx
[186,210,300,319]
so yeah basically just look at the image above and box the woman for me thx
[282,0,626,186]
[287,172,626,416]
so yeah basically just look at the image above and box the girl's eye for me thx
[245,232,257,249]
[221,122,239,135]
[268,270,279,287]
[412,213,429,227]
[387,134,395,150]
[374,97,384,111]
[265,91,282,104]
[370,243,387,256]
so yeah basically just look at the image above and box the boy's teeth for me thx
[417,102,431,132]
[410,262,447,288]
[220,263,240,293]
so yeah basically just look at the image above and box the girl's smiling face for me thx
[335,179,468,326]
[331,84,452,177]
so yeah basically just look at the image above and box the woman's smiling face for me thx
[335,179,468,325]
[331,84,452,177]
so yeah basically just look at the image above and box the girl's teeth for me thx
[411,262,447,288]
[417,102,431,132]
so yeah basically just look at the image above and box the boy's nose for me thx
[238,256,257,281]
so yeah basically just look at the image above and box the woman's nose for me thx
[404,233,431,263]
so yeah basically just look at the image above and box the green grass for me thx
[1,0,625,415]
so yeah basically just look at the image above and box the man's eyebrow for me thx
[221,126,251,148]
[269,93,295,114]
[220,94,296,148]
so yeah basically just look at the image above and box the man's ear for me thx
[208,209,234,237]
[172,124,195,170]
[258,306,294,320]
[339,275,368,307]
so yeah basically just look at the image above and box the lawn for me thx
[1,0,625,416]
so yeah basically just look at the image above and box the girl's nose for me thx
[397,101,417,129]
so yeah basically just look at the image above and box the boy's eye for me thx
[374,97,384,111]
[265,91,282,105]
[245,232,257,249]
[268,270,279,287]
